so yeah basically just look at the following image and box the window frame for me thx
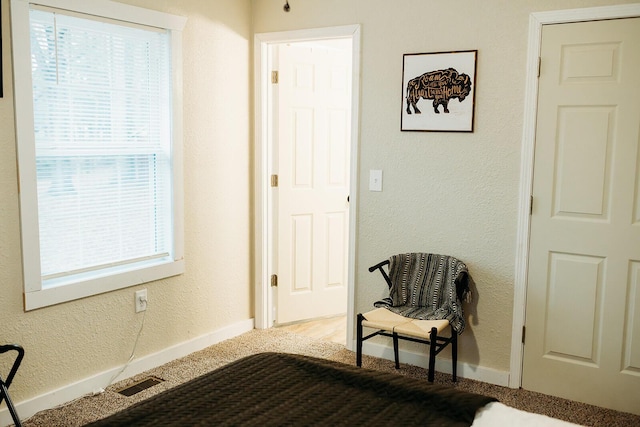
[11,0,186,310]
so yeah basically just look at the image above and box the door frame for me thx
[510,3,640,389]
[253,25,361,349]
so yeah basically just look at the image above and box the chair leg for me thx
[451,330,458,382]
[0,382,22,427]
[428,327,437,382]
[0,345,24,427]
[392,332,400,369]
[356,313,363,367]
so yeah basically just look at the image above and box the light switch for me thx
[369,169,383,192]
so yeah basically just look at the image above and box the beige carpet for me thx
[23,328,640,427]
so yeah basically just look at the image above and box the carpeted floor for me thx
[23,328,640,427]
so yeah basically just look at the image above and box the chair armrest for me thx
[368,260,389,272]
[368,260,392,289]
[0,345,25,389]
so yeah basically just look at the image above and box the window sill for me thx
[24,258,185,311]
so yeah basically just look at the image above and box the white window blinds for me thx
[29,8,174,283]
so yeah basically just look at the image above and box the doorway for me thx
[254,26,361,350]
[274,39,351,325]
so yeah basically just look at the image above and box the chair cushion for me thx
[361,308,450,339]
[361,308,411,332]
[394,319,450,339]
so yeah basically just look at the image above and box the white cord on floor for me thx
[105,307,147,389]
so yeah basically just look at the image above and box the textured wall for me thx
[0,0,253,403]
[252,0,638,372]
[1,0,637,412]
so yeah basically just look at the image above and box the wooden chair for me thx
[0,344,24,427]
[356,253,471,382]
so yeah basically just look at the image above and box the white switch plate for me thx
[369,169,383,191]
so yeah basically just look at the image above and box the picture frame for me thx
[401,50,477,132]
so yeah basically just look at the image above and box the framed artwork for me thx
[401,50,477,132]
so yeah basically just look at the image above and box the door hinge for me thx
[271,70,279,84]
[529,195,533,215]
[271,174,279,187]
[270,274,278,287]
[537,57,541,78]
[522,325,526,344]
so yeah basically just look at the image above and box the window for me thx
[11,0,186,310]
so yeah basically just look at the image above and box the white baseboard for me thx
[360,341,511,387]
[0,318,254,427]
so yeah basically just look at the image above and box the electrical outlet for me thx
[135,289,148,313]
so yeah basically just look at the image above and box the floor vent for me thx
[116,376,164,397]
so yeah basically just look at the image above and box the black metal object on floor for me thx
[0,344,24,427]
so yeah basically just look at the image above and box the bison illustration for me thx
[405,68,472,115]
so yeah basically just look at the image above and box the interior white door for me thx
[523,18,640,415]
[275,40,351,324]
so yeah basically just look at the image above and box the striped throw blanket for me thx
[374,253,472,334]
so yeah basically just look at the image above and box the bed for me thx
[84,352,581,426]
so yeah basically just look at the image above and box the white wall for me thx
[0,0,253,415]
[252,0,639,373]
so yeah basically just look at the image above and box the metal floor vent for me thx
[116,376,164,397]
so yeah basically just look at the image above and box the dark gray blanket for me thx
[375,253,472,334]
[85,352,495,426]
